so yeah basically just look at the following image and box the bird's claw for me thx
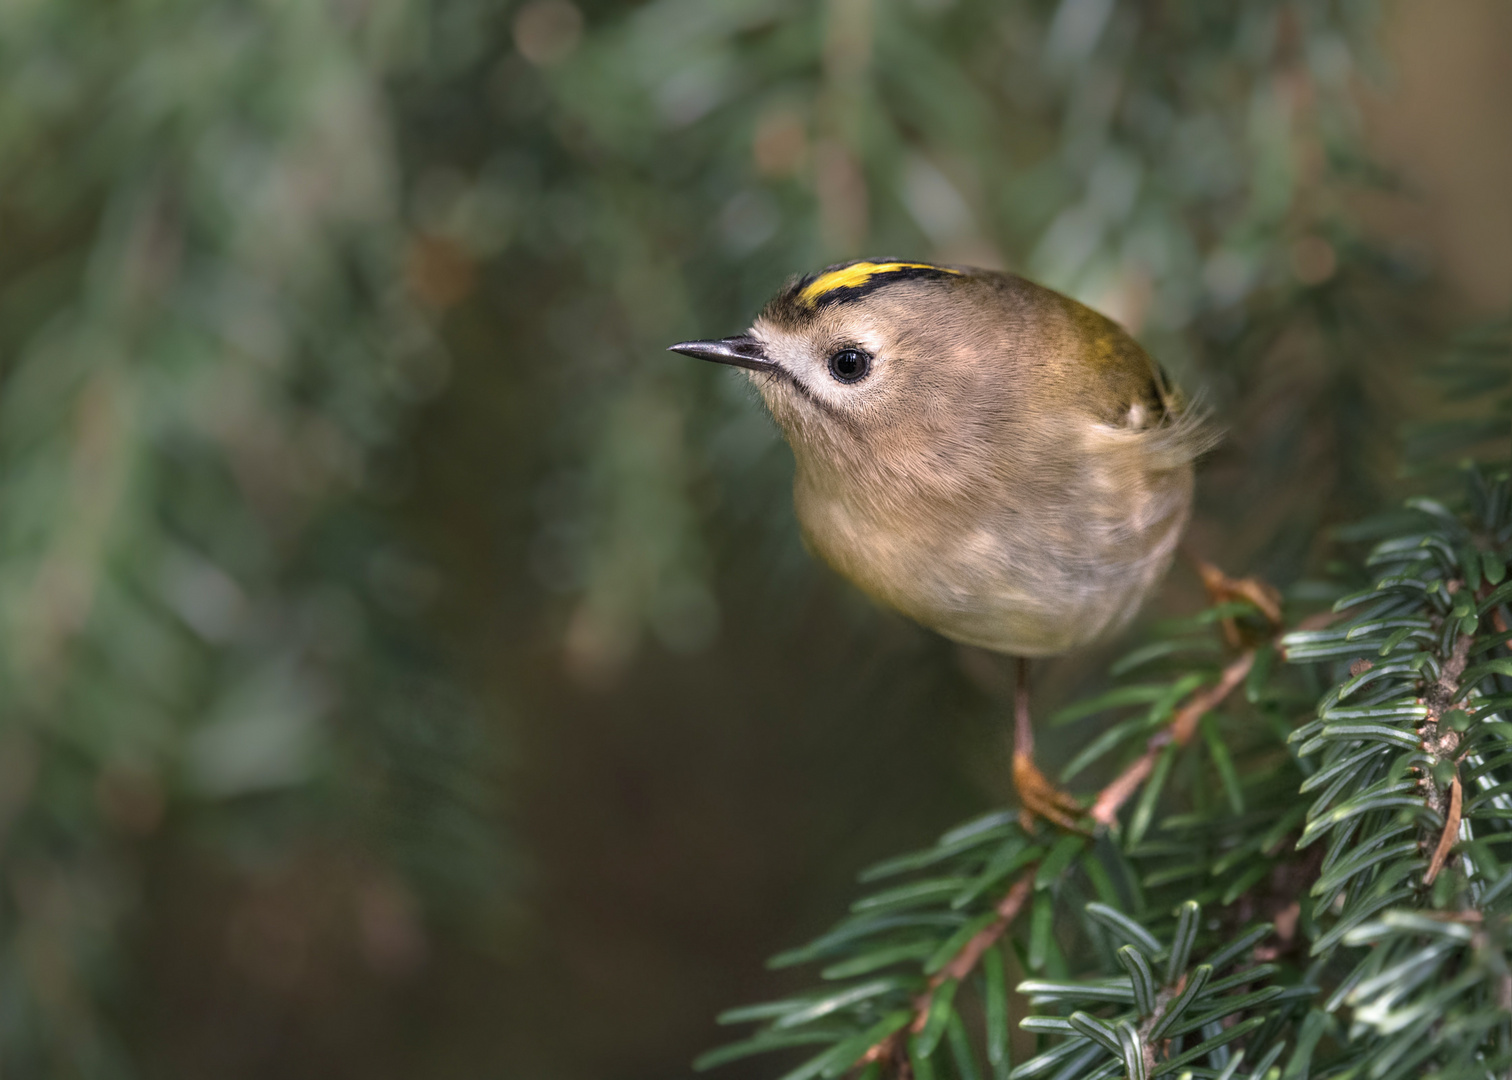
[1013,751,1088,834]
[1195,560,1283,647]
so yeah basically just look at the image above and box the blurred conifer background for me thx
[0,0,1506,1077]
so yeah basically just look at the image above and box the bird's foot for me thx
[1013,750,1087,833]
[1194,559,1283,647]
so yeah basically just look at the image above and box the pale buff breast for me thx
[791,422,1196,657]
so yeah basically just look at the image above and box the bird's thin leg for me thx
[1014,656,1034,759]
[1010,657,1084,832]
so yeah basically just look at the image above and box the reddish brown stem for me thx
[1090,650,1255,827]
[857,871,1036,1071]
[1424,774,1463,886]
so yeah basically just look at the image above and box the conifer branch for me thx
[1417,605,1475,885]
[857,872,1035,1074]
[1090,650,1255,827]
[1424,774,1462,886]
[937,872,1037,985]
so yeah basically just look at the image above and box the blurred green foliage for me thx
[0,2,504,1073]
[0,0,1504,1077]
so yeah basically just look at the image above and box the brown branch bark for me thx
[1424,774,1462,886]
[1090,650,1255,827]
[857,871,1036,1074]
[1417,589,1477,884]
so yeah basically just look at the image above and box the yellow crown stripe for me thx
[797,261,960,307]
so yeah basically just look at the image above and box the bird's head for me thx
[669,261,1027,490]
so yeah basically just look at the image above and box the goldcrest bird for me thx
[670,260,1212,828]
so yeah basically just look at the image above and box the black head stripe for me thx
[789,260,963,309]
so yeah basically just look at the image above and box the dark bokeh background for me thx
[0,1,1507,1078]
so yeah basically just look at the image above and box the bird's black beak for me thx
[667,334,775,374]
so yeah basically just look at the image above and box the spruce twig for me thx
[1418,609,1476,885]
[1424,775,1462,886]
[1090,650,1256,827]
[857,872,1036,1073]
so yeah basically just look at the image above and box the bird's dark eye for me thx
[827,348,870,384]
